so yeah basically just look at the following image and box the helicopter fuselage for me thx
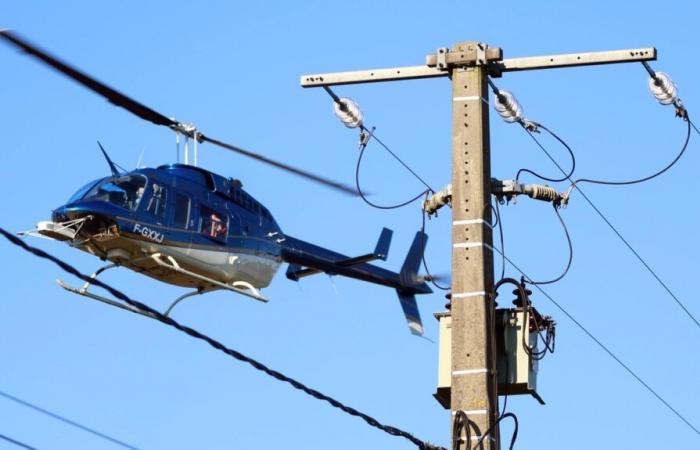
[51,164,284,290]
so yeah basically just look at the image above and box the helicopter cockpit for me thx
[79,175,147,211]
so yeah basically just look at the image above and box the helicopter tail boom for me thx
[281,229,431,335]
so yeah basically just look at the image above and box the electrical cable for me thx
[0,228,445,450]
[516,121,576,183]
[355,141,430,209]
[0,433,37,450]
[420,209,450,291]
[565,117,691,193]
[522,122,700,331]
[522,204,573,286]
[0,389,138,449]
[471,412,518,450]
[487,242,700,438]
[487,78,576,183]
[323,85,437,210]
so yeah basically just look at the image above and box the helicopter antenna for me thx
[97,141,120,177]
[0,30,356,195]
[136,146,146,169]
[175,132,180,163]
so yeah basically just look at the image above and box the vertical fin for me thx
[396,231,428,335]
[374,227,393,261]
[397,290,424,335]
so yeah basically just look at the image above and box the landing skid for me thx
[57,252,268,319]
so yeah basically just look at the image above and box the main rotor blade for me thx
[0,30,177,128]
[201,135,358,196]
[0,29,358,196]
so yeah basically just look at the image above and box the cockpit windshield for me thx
[82,175,148,211]
[67,178,104,204]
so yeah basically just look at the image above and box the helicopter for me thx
[1,30,433,335]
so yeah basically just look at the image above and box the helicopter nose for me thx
[52,200,124,223]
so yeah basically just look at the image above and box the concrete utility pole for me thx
[301,43,656,450]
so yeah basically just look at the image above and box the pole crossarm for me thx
[301,46,656,87]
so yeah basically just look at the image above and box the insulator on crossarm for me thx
[648,72,679,105]
[493,90,523,123]
[333,97,364,128]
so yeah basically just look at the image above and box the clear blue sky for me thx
[1,1,699,449]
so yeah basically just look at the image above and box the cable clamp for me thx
[358,126,375,151]
[521,119,539,133]
[491,178,566,206]
[423,184,452,216]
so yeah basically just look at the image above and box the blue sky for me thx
[1,1,699,449]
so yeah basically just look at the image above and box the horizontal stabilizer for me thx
[285,228,393,281]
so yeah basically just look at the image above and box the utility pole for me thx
[301,43,656,450]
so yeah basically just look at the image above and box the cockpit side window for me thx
[83,175,147,211]
[200,205,228,243]
[146,183,168,218]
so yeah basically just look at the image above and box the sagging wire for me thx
[517,122,576,183]
[420,206,449,291]
[356,135,431,209]
[491,64,700,331]
[323,86,436,209]
[0,227,446,450]
[487,77,576,183]
[560,62,691,202]
[521,204,573,286]
[562,116,691,201]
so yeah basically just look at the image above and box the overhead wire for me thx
[487,242,700,438]
[0,433,37,450]
[0,228,445,450]
[520,121,700,330]
[0,389,138,449]
[356,140,431,209]
[324,85,436,210]
[516,122,576,183]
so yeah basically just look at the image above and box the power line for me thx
[487,243,700,438]
[0,433,37,450]
[0,389,138,450]
[0,227,444,450]
[516,122,576,183]
[522,123,700,331]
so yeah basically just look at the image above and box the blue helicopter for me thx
[2,30,433,335]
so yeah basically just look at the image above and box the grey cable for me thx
[0,433,37,450]
[523,204,573,286]
[522,124,700,330]
[488,243,700,438]
[0,389,138,449]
